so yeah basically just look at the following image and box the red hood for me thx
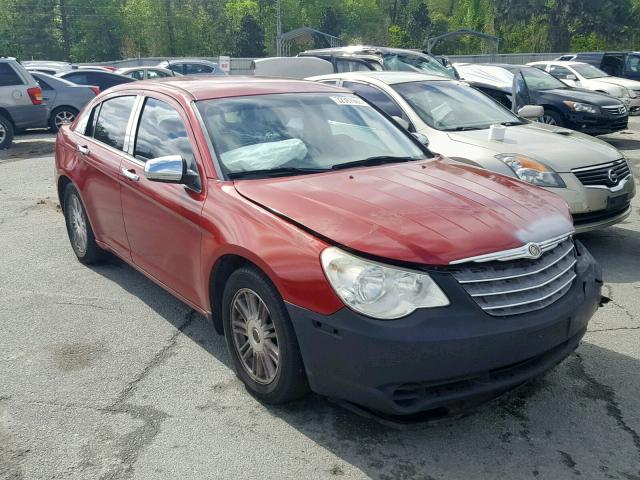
[233,158,573,265]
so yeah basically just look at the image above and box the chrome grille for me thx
[602,104,627,116]
[452,239,577,317]
[572,158,631,188]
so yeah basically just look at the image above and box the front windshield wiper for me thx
[499,121,527,126]
[331,156,421,170]
[228,166,329,179]
[442,126,488,131]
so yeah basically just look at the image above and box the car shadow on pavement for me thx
[602,135,640,151]
[85,253,640,478]
[578,224,640,283]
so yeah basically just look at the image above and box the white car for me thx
[529,61,640,114]
[309,71,636,233]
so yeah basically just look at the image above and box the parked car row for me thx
[53,59,631,418]
[556,51,640,81]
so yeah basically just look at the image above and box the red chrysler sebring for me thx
[55,77,603,417]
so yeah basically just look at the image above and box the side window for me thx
[549,66,572,79]
[64,72,89,85]
[185,63,213,75]
[319,80,337,85]
[342,81,407,120]
[0,63,23,86]
[93,96,135,150]
[36,78,53,90]
[167,64,184,75]
[129,70,145,80]
[147,70,165,79]
[336,59,371,73]
[134,98,197,172]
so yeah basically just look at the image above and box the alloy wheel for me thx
[55,110,76,129]
[0,122,6,144]
[231,288,280,384]
[68,194,87,255]
[540,114,557,125]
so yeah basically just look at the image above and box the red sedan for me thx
[55,77,602,417]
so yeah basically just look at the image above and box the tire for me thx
[63,183,107,264]
[0,114,14,150]
[222,266,308,404]
[49,106,78,133]
[540,109,564,127]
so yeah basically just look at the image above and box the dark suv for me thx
[573,52,640,81]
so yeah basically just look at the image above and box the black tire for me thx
[63,183,107,264]
[0,114,14,150]
[222,266,309,404]
[540,109,564,127]
[49,106,78,133]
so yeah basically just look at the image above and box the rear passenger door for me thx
[119,95,206,306]
[70,95,136,257]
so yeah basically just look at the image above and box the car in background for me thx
[572,52,640,81]
[456,63,629,135]
[529,61,640,114]
[23,60,75,75]
[77,65,117,72]
[0,57,48,149]
[116,66,181,80]
[31,72,97,132]
[556,55,577,62]
[310,71,636,233]
[156,59,225,76]
[56,69,134,92]
[55,76,602,417]
[298,46,458,79]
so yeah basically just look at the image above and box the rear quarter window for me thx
[0,63,23,86]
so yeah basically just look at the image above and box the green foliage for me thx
[1,0,639,61]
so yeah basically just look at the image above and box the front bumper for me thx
[553,172,636,233]
[566,111,628,135]
[287,242,602,416]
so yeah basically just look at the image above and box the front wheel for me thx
[539,109,564,127]
[63,184,107,264]
[49,107,78,132]
[222,267,308,404]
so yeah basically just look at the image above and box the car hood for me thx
[542,88,623,106]
[595,77,640,90]
[584,80,626,96]
[445,123,622,171]
[233,158,573,266]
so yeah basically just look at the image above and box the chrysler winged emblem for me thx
[527,243,543,259]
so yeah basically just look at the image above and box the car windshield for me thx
[393,81,523,131]
[197,93,426,177]
[383,53,456,79]
[572,64,609,79]
[520,67,568,90]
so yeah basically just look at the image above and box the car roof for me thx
[58,69,129,78]
[531,61,590,67]
[302,46,427,57]
[160,58,217,65]
[311,71,450,85]
[105,76,349,101]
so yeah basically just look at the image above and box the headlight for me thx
[320,247,449,319]
[496,154,566,188]
[563,101,600,114]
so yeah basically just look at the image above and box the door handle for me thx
[77,144,89,155]
[121,168,140,182]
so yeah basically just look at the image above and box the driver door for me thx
[512,69,532,114]
[119,94,206,306]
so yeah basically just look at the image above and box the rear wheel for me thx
[222,267,308,404]
[63,184,107,264]
[539,109,564,127]
[0,114,14,150]
[49,106,78,132]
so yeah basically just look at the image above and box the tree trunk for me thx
[59,0,71,61]
[164,0,176,56]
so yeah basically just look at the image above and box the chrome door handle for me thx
[121,168,140,182]
[77,144,89,155]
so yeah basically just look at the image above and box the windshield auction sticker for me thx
[330,96,368,106]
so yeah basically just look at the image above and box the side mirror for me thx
[144,155,200,189]
[392,115,411,131]
[412,132,430,147]
[517,105,544,119]
[566,74,578,81]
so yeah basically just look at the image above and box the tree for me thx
[406,1,431,48]
[234,14,266,57]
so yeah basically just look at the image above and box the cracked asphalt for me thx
[1,120,639,480]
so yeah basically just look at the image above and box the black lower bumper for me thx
[567,112,628,135]
[287,242,602,416]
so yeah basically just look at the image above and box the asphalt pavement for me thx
[1,120,639,480]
